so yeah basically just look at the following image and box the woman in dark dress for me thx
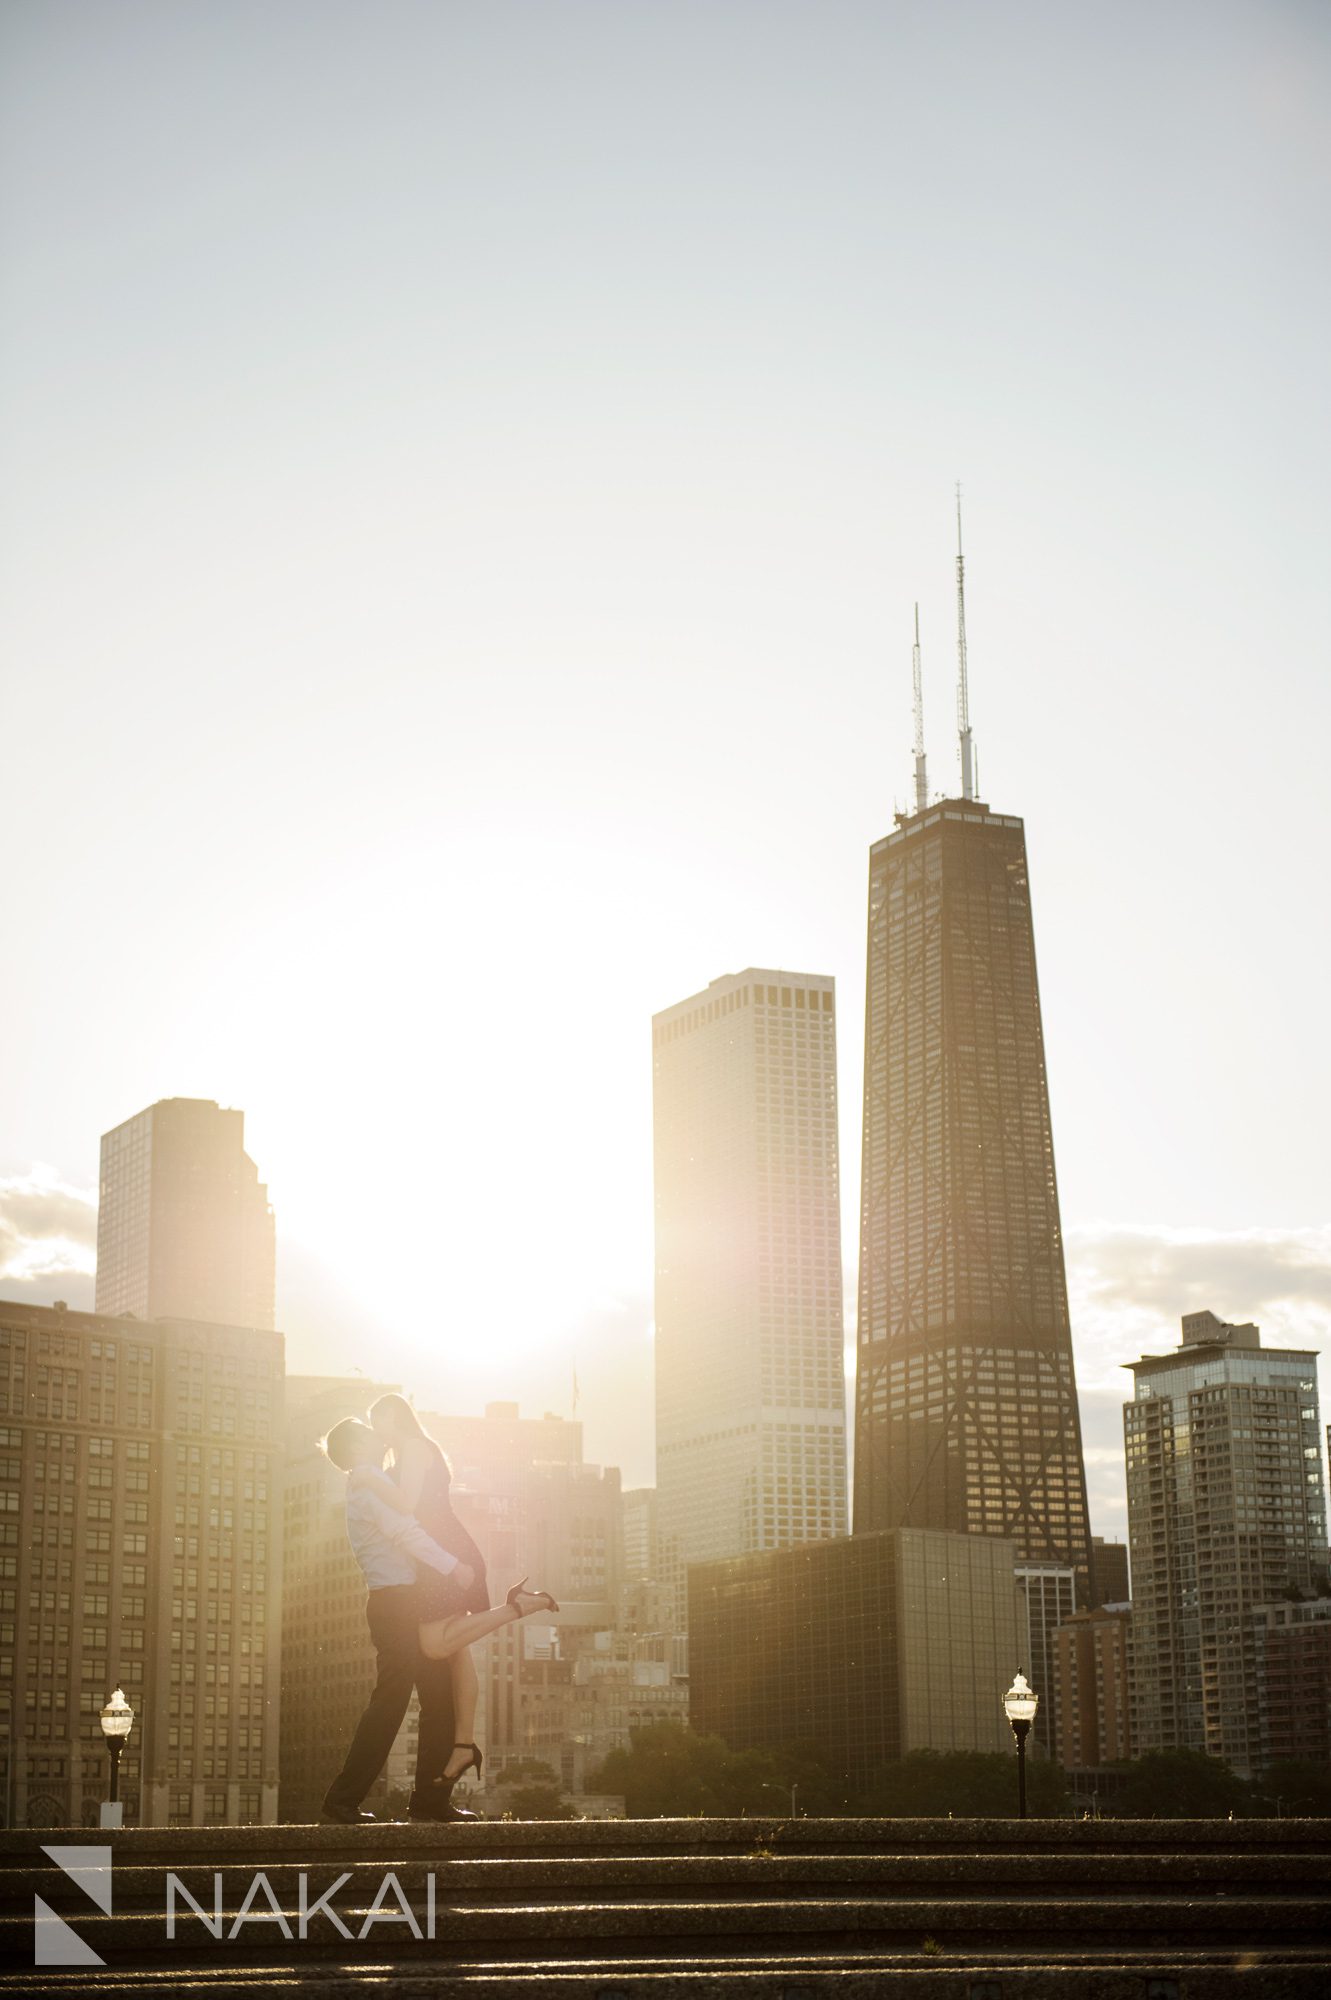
[355,1391,557,1786]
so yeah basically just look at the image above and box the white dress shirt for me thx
[344,1480,461,1591]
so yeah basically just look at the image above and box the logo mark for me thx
[35,1845,113,1966]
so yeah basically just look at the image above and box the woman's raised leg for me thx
[418,1587,559,1662]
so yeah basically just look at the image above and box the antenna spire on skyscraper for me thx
[955,482,975,800]
[912,602,928,815]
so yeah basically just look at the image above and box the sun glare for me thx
[232,826,658,1382]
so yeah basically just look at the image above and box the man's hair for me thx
[320,1416,379,1472]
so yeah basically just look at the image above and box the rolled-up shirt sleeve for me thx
[361,1488,459,1576]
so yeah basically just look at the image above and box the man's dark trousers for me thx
[323,1583,456,1813]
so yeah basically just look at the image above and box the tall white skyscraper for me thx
[652,968,847,1627]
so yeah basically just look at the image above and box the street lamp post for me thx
[1002,1672,1039,1821]
[99,1687,134,1830]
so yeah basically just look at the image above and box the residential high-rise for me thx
[96,1099,275,1330]
[1124,1309,1328,1775]
[853,793,1091,1590]
[652,969,847,1624]
[0,1297,282,1828]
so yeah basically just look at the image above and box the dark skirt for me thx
[416,1522,490,1618]
[407,1453,491,1616]
[417,1569,476,1621]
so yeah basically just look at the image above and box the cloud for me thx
[0,1165,97,1295]
[1064,1221,1331,1542]
[1067,1220,1331,1393]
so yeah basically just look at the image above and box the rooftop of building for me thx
[653,966,835,1021]
[101,1096,249,1134]
[874,794,1026,853]
[1127,1307,1317,1375]
[0,1293,283,1345]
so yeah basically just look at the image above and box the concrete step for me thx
[4,1820,1326,1994]
[5,1893,1328,1964]
[8,1849,1330,1906]
[4,1956,1331,2000]
[5,1818,1329,1862]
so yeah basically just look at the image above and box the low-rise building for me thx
[688,1528,1021,1792]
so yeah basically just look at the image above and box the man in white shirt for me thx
[319,1416,477,1824]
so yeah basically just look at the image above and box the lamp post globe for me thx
[99,1686,134,1822]
[1002,1672,1039,1820]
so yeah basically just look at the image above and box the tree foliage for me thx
[589,1721,786,1817]
[1252,1761,1331,1817]
[1106,1749,1250,1820]
[586,1721,1331,1822]
[858,1749,1069,1818]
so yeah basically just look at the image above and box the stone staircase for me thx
[2,1815,1328,1997]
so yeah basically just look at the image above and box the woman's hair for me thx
[319,1417,378,1472]
[367,1391,429,1443]
[367,1392,450,1476]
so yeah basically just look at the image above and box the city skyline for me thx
[3,2,1330,1540]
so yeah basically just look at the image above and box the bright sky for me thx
[2,1,1329,1535]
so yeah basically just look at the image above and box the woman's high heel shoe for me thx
[505,1575,561,1616]
[447,1741,483,1780]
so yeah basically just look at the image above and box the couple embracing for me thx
[318,1391,559,1824]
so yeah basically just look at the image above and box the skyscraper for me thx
[1124,1309,1328,1774]
[652,969,847,1624]
[853,517,1091,1592]
[96,1099,275,1330]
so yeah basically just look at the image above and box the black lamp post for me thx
[1003,1672,1039,1820]
[99,1687,134,1828]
